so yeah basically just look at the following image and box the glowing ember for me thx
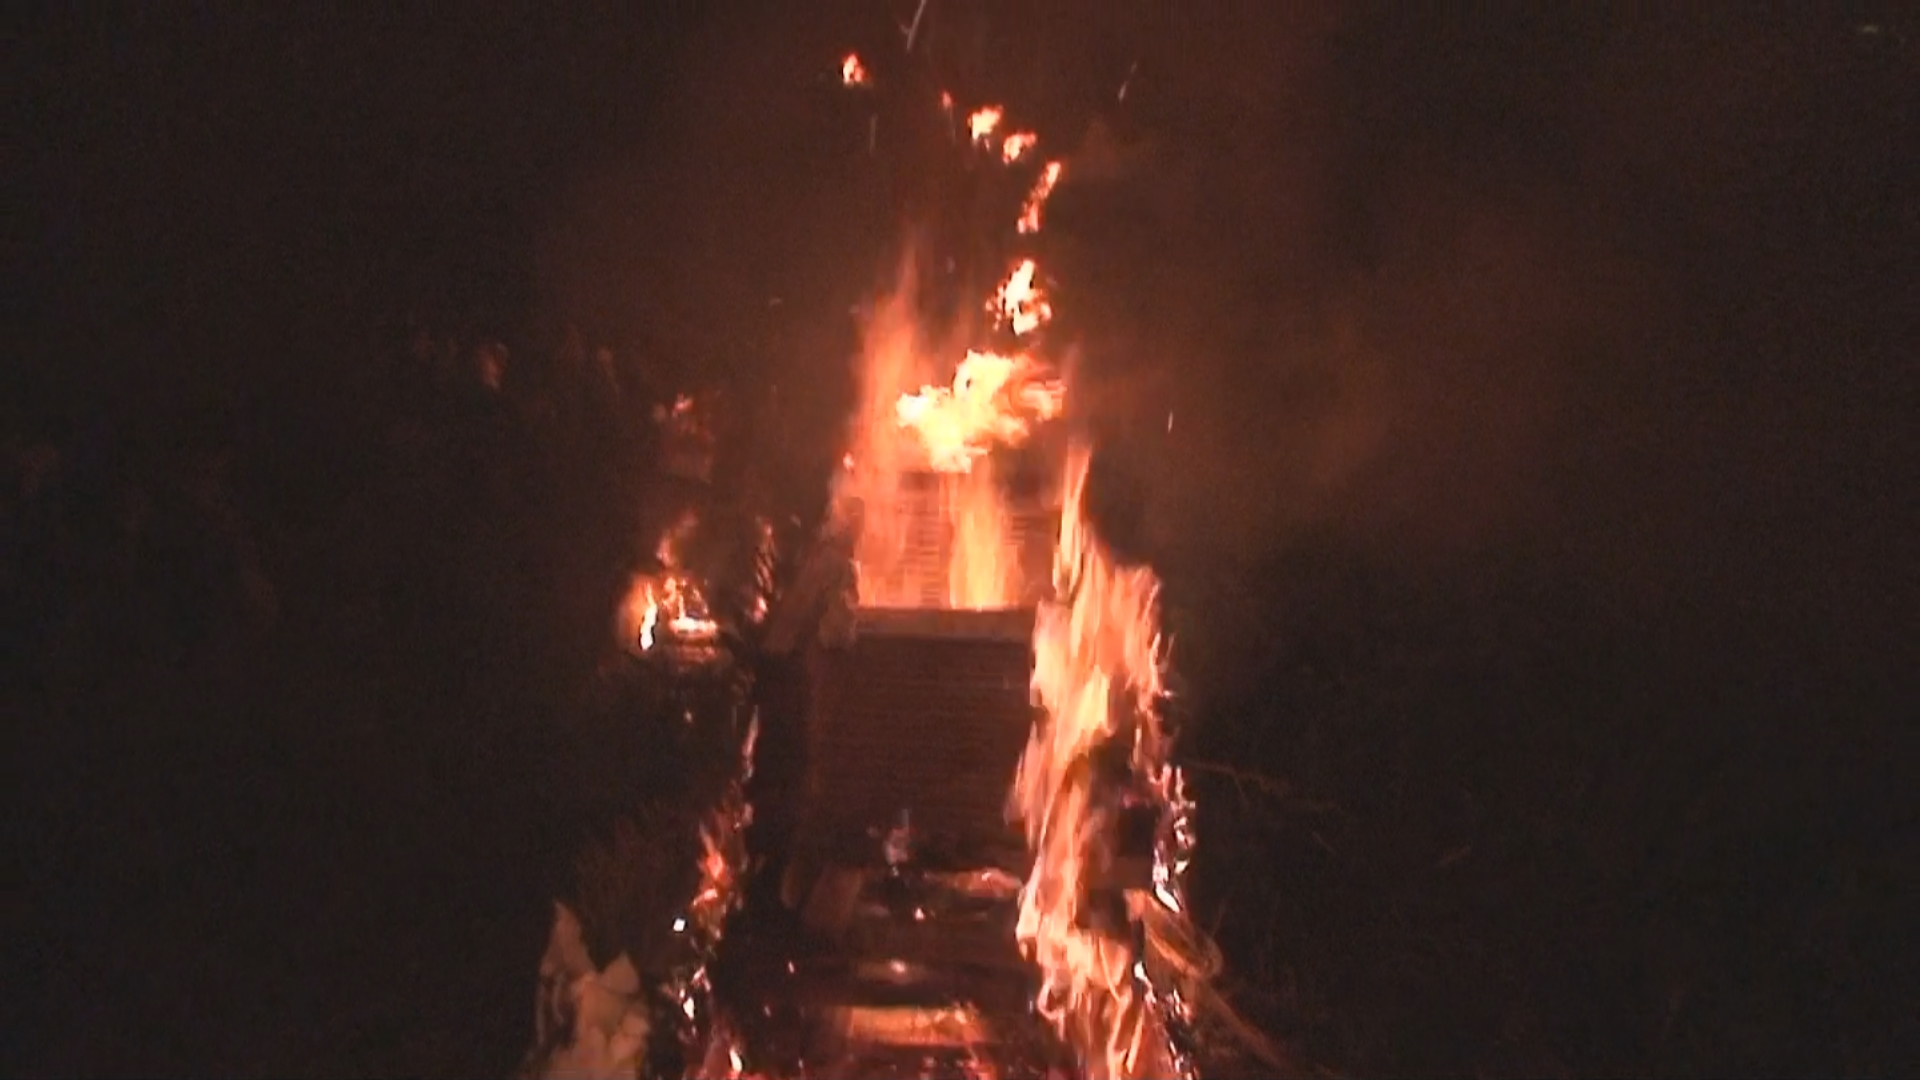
[1010,446,1193,1080]
[677,715,758,1078]
[840,96,1067,610]
[1018,161,1065,235]
[841,52,869,86]
[967,105,1004,144]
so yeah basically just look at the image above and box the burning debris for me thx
[1011,446,1203,1080]
[671,713,758,1078]
[892,348,1064,474]
[532,26,1252,1080]
[617,513,722,663]
[840,52,869,87]
[967,105,1005,145]
[1017,161,1065,235]
[1002,131,1039,164]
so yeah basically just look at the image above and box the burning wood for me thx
[528,28,1252,1080]
[617,513,721,661]
[838,91,1069,611]
[1009,446,1200,1080]
[824,63,1229,1076]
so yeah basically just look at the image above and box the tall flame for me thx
[842,273,933,608]
[1011,446,1190,1080]
[838,88,1070,611]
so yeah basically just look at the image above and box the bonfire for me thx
[527,38,1240,1080]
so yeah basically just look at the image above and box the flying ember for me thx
[968,105,1005,145]
[1018,161,1065,235]
[992,257,1053,338]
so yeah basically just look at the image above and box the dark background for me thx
[8,1,1916,1076]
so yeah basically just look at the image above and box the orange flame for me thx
[840,99,1070,610]
[841,52,869,86]
[1010,445,1183,1079]
[968,105,1005,144]
[991,258,1053,338]
[1018,161,1065,235]
[895,349,1064,473]
[615,513,719,654]
[841,277,930,607]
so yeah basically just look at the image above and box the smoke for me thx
[535,2,1913,690]
[1040,5,1913,646]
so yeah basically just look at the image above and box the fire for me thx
[834,71,1106,614]
[968,105,1004,144]
[841,52,869,86]
[1018,161,1065,235]
[676,715,759,1079]
[1010,446,1192,1080]
[991,257,1052,337]
[895,349,1064,473]
[689,823,733,933]
[840,91,1072,610]
[615,513,719,655]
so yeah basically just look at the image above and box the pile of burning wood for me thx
[519,37,1286,1080]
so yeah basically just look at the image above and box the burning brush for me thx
[617,513,723,663]
[524,666,761,1080]
[1009,444,1205,1080]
